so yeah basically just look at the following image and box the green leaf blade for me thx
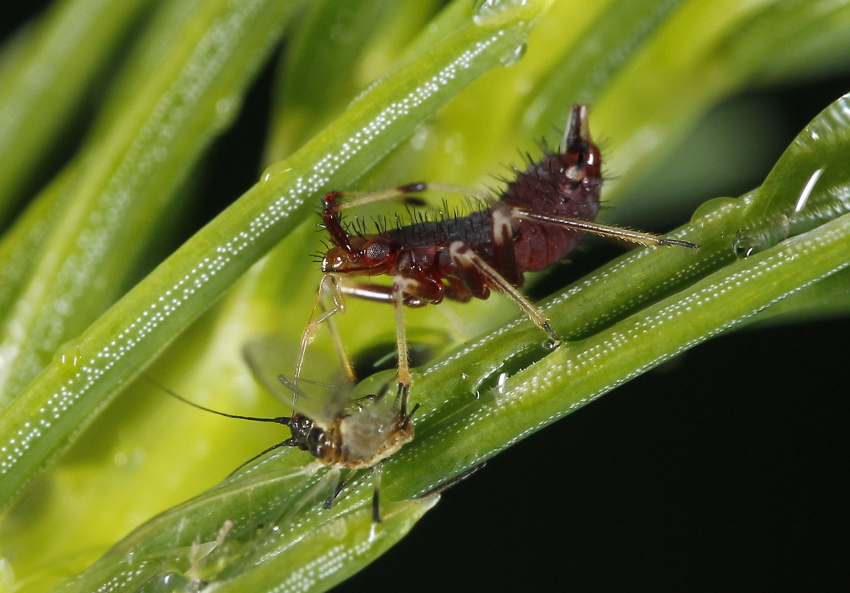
[0,0,549,518]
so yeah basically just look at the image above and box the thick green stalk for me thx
[265,0,443,162]
[3,1,850,591]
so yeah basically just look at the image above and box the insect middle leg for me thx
[448,240,558,340]
[327,274,443,401]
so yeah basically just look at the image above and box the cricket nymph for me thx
[299,104,699,393]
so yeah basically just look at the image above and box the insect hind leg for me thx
[512,208,699,251]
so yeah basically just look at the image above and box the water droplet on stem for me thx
[499,43,527,67]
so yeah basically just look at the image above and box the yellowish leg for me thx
[295,274,356,387]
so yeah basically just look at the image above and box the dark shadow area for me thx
[340,318,849,592]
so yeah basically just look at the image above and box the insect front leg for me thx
[448,241,558,340]
[296,274,356,386]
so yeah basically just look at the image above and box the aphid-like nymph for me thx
[150,340,418,522]
[298,104,699,393]
[269,376,416,471]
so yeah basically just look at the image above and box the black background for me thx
[2,2,849,591]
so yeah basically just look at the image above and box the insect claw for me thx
[660,238,700,251]
[395,382,410,415]
[542,321,560,342]
[402,403,420,431]
[398,182,427,194]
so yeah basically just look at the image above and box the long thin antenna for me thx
[144,375,292,426]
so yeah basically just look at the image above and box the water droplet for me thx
[734,214,790,258]
[690,197,740,223]
[145,571,193,593]
[499,43,527,67]
[259,161,292,184]
[495,372,509,394]
[214,96,240,129]
[0,558,16,591]
[732,233,757,258]
[473,0,529,27]
[473,339,552,396]
[794,168,823,212]
[53,339,84,368]
[328,517,348,540]
[410,125,430,151]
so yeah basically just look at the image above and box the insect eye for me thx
[364,239,391,263]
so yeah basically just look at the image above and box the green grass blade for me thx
[265,0,444,162]
[57,132,849,593]
[735,93,850,256]
[0,0,550,516]
[387,208,850,501]
[522,0,688,139]
[0,0,300,405]
[49,60,850,593]
[0,165,76,328]
[57,461,437,593]
[2,1,850,590]
[0,0,160,225]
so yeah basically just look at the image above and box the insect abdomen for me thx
[502,152,602,273]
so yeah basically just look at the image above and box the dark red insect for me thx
[298,105,698,396]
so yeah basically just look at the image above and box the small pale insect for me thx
[242,340,417,471]
[151,339,418,522]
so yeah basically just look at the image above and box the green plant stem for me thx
[389,208,850,501]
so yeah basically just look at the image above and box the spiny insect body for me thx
[299,104,697,397]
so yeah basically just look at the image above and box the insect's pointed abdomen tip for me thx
[564,104,591,150]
